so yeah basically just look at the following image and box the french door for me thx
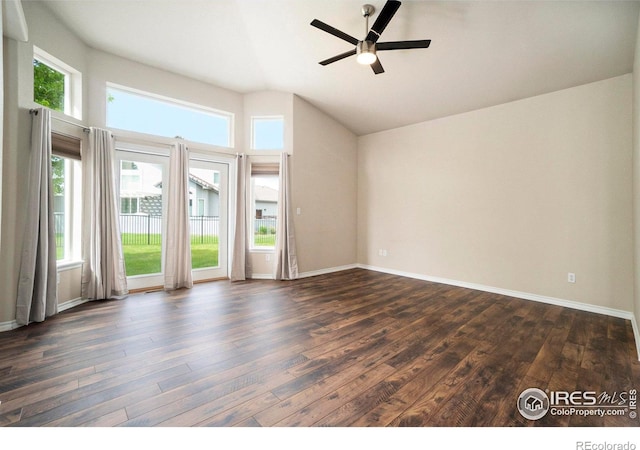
[116,146,229,290]
[188,158,228,282]
[116,148,169,290]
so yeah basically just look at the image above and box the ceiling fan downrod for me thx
[362,4,375,38]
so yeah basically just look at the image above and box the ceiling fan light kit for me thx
[356,41,377,65]
[311,0,431,74]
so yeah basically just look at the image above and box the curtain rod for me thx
[115,134,239,160]
[237,153,291,157]
[29,108,90,133]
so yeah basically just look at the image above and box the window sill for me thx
[57,260,83,272]
[250,248,275,253]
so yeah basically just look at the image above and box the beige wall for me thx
[633,13,640,337]
[292,95,358,274]
[358,75,634,312]
[1,35,33,325]
[1,2,90,325]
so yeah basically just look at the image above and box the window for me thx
[120,197,139,214]
[251,163,279,249]
[252,116,284,150]
[33,47,82,119]
[107,84,233,147]
[51,133,82,262]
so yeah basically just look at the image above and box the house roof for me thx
[41,1,640,135]
[155,174,220,193]
[188,173,219,193]
[254,185,278,203]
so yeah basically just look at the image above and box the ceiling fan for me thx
[310,0,431,74]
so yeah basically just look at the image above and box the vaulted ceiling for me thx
[41,0,640,135]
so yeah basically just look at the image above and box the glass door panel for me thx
[189,160,228,281]
[116,150,168,290]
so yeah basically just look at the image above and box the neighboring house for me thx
[188,173,220,217]
[120,169,221,217]
[254,185,278,218]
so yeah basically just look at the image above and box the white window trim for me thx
[251,115,285,151]
[33,46,82,120]
[106,83,235,148]
[55,157,82,266]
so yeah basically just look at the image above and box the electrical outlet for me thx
[265,254,271,262]
[382,249,388,257]
[568,273,576,283]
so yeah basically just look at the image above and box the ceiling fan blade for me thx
[311,19,359,46]
[377,40,431,51]
[319,49,357,66]
[365,0,401,43]
[371,58,385,74]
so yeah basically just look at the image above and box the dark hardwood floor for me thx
[0,269,638,427]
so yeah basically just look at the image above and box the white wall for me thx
[358,75,634,313]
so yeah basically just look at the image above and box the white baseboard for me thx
[0,319,19,332]
[250,264,359,281]
[358,264,640,360]
[298,264,359,279]
[631,315,640,361]
[0,297,87,333]
[58,297,88,313]
[249,273,274,280]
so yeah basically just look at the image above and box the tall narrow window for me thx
[250,163,279,249]
[51,132,82,262]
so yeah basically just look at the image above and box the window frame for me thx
[115,144,170,290]
[51,132,83,266]
[251,116,285,151]
[249,163,280,251]
[33,47,82,120]
[106,83,235,148]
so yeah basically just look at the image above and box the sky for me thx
[106,86,284,150]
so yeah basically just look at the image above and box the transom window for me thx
[106,84,233,147]
[33,47,82,119]
[251,116,284,150]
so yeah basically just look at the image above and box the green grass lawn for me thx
[121,233,276,276]
[122,234,220,276]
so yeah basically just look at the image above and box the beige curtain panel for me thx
[16,108,58,325]
[164,142,193,290]
[81,128,128,300]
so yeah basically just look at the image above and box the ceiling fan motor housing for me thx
[357,40,377,62]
